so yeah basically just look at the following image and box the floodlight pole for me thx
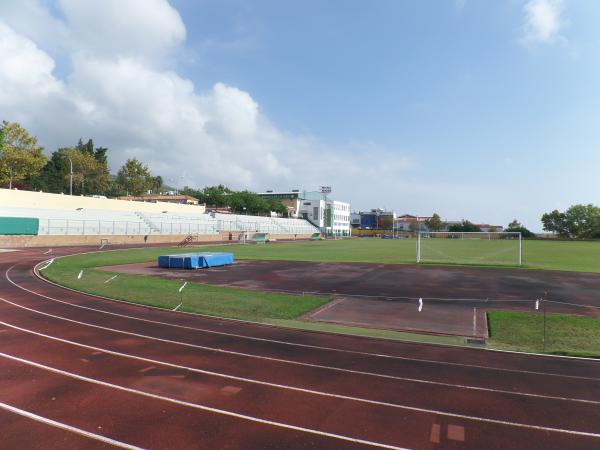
[416,231,421,263]
[518,232,522,265]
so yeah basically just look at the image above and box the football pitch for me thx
[45,237,600,272]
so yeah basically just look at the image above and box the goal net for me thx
[417,232,522,266]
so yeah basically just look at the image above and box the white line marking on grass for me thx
[104,275,118,284]
[10,264,600,381]
[172,303,182,311]
[1,298,598,405]
[77,270,83,280]
[0,352,409,450]
[178,282,187,293]
[0,401,143,450]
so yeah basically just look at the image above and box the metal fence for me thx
[39,219,218,236]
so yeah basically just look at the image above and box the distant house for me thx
[118,194,199,205]
[476,224,503,232]
[394,214,431,232]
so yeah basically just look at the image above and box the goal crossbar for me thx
[416,231,522,265]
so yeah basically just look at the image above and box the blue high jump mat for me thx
[157,252,234,269]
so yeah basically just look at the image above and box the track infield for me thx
[97,259,600,338]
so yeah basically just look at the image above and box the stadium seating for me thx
[1,206,319,237]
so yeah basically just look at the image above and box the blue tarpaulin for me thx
[158,252,234,269]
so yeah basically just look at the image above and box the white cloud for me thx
[521,0,564,44]
[6,1,518,225]
[0,0,416,199]
[58,0,185,62]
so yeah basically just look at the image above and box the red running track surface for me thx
[0,245,599,449]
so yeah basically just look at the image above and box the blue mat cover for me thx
[158,252,234,269]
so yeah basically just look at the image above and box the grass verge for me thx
[487,310,600,358]
[42,266,328,322]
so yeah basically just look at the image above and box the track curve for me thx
[1,245,599,449]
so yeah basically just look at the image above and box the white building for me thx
[297,194,351,237]
[258,189,351,237]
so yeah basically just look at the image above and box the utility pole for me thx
[65,155,73,195]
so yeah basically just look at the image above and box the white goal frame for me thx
[416,231,522,265]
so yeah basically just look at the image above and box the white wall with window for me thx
[330,200,351,237]
[298,199,351,236]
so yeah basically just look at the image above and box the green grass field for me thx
[47,237,600,272]
[40,238,600,355]
[488,310,600,358]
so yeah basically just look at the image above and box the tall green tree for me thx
[94,147,108,164]
[116,158,153,196]
[448,220,482,232]
[505,219,534,238]
[0,121,46,189]
[564,204,600,239]
[541,210,569,237]
[424,213,445,231]
[151,175,163,194]
[76,138,94,155]
[59,148,109,195]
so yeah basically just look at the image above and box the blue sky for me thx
[1,0,599,229]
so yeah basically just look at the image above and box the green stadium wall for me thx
[0,217,39,235]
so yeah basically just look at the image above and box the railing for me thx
[36,217,319,236]
[39,219,218,236]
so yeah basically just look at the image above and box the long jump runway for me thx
[1,247,600,449]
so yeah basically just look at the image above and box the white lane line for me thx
[38,259,54,270]
[14,266,600,381]
[2,351,599,441]
[29,259,600,367]
[0,401,143,450]
[1,298,598,406]
[0,352,408,450]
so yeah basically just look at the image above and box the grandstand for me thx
[0,189,319,247]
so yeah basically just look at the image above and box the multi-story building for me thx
[258,189,351,236]
[359,209,396,229]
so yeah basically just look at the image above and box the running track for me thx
[0,246,599,449]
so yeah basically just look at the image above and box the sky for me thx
[1,0,599,230]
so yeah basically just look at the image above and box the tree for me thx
[564,204,600,239]
[151,176,163,194]
[505,219,534,238]
[0,121,46,189]
[116,158,153,196]
[541,210,569,237]
[424,213,445,231]
[76,138,94,156]
[448,220,481,232]
[53,148,109,195]
[28,150,70,193]
[94,147,108,165]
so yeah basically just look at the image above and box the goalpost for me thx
[416,231,522,266]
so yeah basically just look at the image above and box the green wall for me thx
[0,217,39,235]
